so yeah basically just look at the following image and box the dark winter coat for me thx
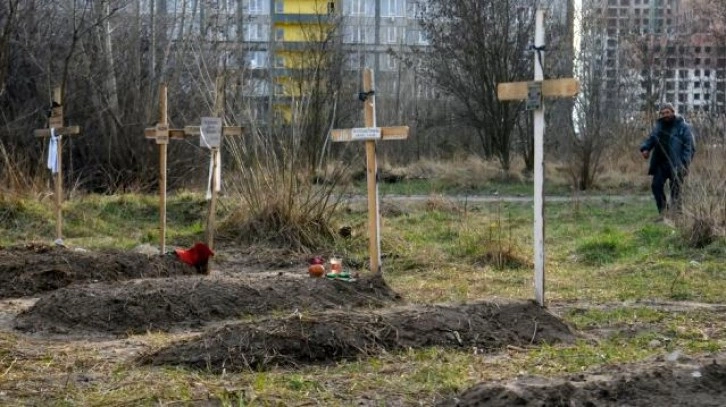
[640,115,695,175]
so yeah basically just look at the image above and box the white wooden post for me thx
[497,8,580,307]
[533,9,546,307]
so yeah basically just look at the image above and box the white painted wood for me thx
[533,9,546,307]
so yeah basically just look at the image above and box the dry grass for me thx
[677,144,726,247]
[0,141,48,197]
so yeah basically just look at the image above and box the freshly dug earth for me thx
[14,274,400,335]
[0,244,198,299]
[439,353,726,407]
[140,300,575,371]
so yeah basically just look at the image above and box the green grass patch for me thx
[1,191,725,405]
[575,230,635,266]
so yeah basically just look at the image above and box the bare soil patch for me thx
[0,243,198,299]
[139,300,575,372]
[14,274,400,336]
[439,353,726,407]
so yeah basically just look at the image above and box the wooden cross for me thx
[34,86,81,243]
[497,9,579,307]
[183,76,243,251]
[330,68,409,275]
[144,80,242,254]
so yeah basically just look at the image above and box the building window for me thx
[275,28,284,41]
[344,25,370,43]
[382,54,398,71]
[384,26,399,44]
[245,23,266,41]
[381,0,404,17]
[246,51,268,69]
[418,30,429,45]
[247,0,264,14]
[345,0,372,16]
[347,53,361,70]
[274,0,283,13]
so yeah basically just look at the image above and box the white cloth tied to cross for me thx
[47,128,61,174]
[200,126,221,200]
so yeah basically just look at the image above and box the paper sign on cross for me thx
[330,68,409,275]
[497,9,579,307]
[34,86,82,243]
[144,80,243,255]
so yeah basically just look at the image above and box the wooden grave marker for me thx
[34,86,82,243]
[330,68,409,274]
[496,9,580,306]
[144,81,242,254]
[183,76,243,251]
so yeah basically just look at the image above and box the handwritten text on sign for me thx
[351,127,382,141]
[200,117,223,148]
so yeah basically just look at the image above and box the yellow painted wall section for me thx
[274,77,327,97]
[282,0,331,15]
[273,104,293,123]
[277,23,330,42]
[278,51,327,69]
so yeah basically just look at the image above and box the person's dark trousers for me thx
[671,168,685,212]
[651,165,674,214]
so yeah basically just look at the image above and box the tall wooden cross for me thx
[330,68,409,274]
[34,86,81,243]
[144,81,242,254]
[497,9,579,306]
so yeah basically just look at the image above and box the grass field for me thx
[0,186,724,405]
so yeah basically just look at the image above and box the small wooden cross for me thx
[497,9,579,307]
[330,68,409,275]
[182,76,243,252]
[144,80,242,254]
[34,86,82,243]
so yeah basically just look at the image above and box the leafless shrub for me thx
[677,144,726,247]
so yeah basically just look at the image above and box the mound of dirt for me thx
[439,353,726,407]
[140,300,575,372]
[0,244,199,299]
[14,274,400,335]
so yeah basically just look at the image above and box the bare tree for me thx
[413,0,539,171]
[0,0,21,98]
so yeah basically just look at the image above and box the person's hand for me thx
[641,150,650,159]
[680,167,689,177]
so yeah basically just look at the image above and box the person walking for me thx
[639,103,695,218]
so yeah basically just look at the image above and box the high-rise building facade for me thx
[585,0,725,115]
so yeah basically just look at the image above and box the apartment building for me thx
[586,0,726,115]
[139,0,574,123]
